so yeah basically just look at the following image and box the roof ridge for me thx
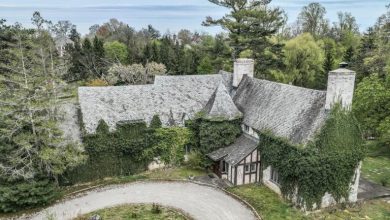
[243,75,326,94]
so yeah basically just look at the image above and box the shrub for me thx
[186,151,211,169]
[150,115,162,129]
[0,179,59,213]
[151,203,162,214]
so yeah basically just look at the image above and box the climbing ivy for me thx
[144,127,191,166]
[186,117,242,155]
[259,105,365,209]
[61,120,153,184]
[63,115,191,184]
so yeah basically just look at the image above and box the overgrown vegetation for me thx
[63,116,191,184]
[259,105,365,209]
[186,117,242,167]
[61,120,151,184]
[0,16,85,213]
[74,204,188,220]
[229,184,390,220]
[186,118,242,154]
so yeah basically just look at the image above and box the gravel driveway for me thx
[24,181,257,220]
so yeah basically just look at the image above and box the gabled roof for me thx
[233,76,327,145]
[202,83,242,121]
[207,134,259,166]
[78,73,233,134]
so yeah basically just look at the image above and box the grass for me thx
[361,141,390,187]
[229,184,390,220]
[228,184,308,220]
[74,204,189,220]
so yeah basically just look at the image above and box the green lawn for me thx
[74,204,189,220]
[228,184,308,220]
[229,184,390,220]
[361,141,390,186]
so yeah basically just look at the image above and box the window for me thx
[245,165,250,173]
[250,164,256,172]
[270,167,280,185]
[244,125,250,132]
[221,161,228,173]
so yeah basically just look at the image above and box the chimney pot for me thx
[339,62,349,68]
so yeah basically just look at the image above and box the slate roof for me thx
[78,74,233,134]
[233,76,328,145]
[202,83,243,120]
[207,134,259,165]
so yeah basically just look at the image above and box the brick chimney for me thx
[325,62,356,110]
[233,58,254,87]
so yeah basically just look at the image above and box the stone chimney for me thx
[233,58,254,87]
[325,62,356,110]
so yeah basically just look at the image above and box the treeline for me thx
[61,19,232,84]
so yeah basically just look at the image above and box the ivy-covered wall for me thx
[259,106,365,209]
[62,115,191,184]
[186,118,242,155]
[61,120,152,184]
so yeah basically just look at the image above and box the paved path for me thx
[358,177,390,200]
[24,181,257,220]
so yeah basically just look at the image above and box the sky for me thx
[0,0,389,35]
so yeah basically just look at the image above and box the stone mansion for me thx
[78,58,360,208]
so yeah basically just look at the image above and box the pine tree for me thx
[344,46,354,63]
[203,0,286,77]
[0,24,84,183]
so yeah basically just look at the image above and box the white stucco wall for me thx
[263,166,282,194]
[236,165,244,185]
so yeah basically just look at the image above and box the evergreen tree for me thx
[64,28,86,82]
[150,115,162,129]
[344,46,355,63]
[0,22,84,212]
[203,0,286,77]
[197,57,214,74]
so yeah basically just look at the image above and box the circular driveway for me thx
[26,181,258,220]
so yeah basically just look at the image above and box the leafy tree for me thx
[104,40,128,64]
[178,29,193,45]
[197,57,214,74]
[353,74,390,147]
[297,3,329,38]
[106,62,166,85]
[283,33,324,88]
